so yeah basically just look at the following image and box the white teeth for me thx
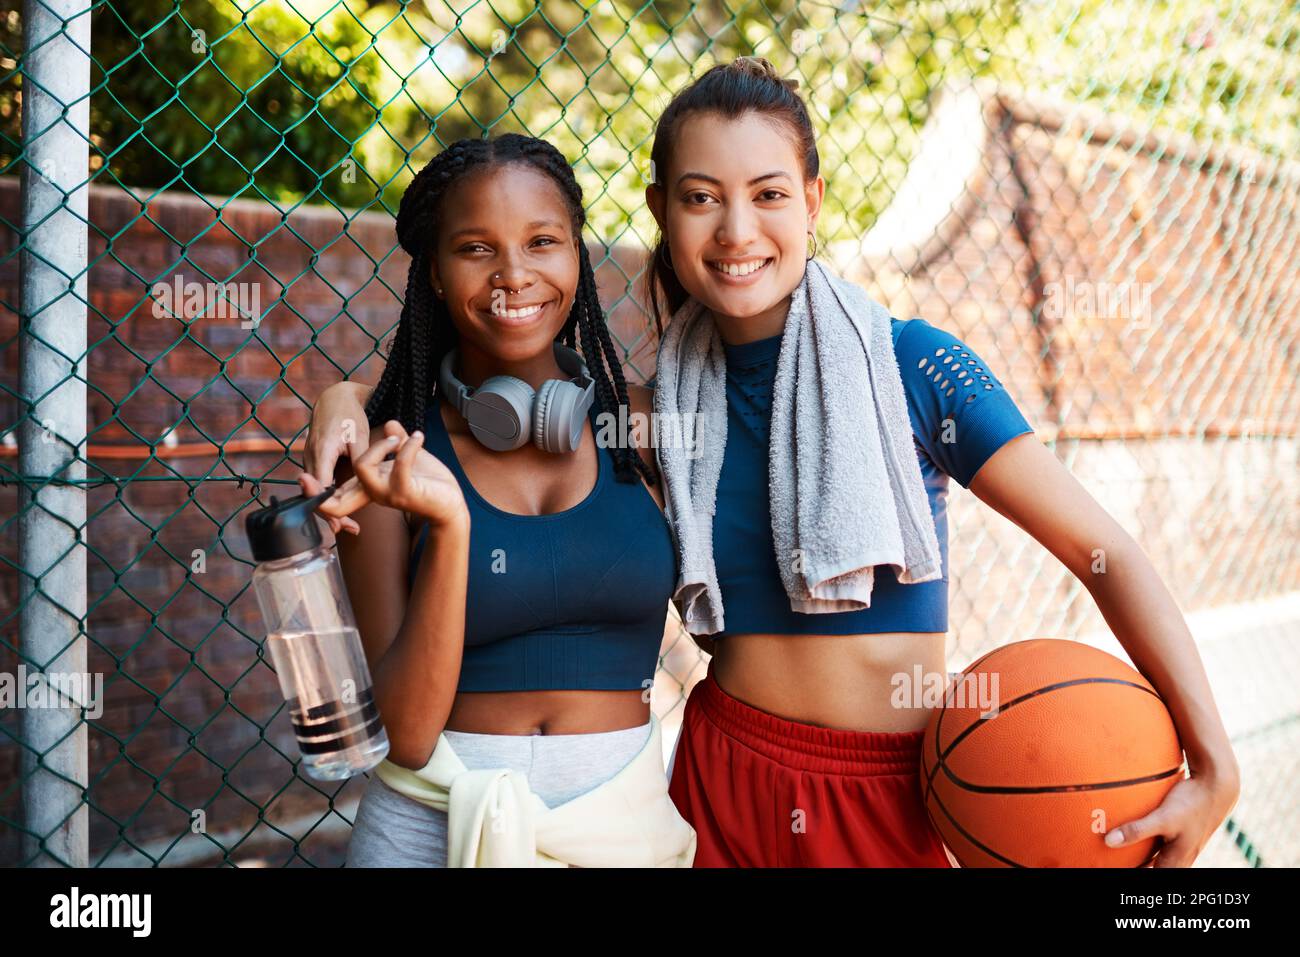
[503,304,543,319]
[712,259,769,277]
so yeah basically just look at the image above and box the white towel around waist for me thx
[373,713,696,868]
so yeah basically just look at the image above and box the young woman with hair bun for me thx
[644,56,1237,868]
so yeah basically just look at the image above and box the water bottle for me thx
[245,485,389,780]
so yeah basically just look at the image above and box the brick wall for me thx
[842,85,1299,654]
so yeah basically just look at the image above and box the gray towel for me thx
[652,259,943,636]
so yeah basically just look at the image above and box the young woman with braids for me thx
[296,134,695,867]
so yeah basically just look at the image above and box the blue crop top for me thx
[710,316,1035,638]
[407,395,677,692]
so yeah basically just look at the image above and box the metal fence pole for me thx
[18,0,91,867]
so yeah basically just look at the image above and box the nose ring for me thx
[493,272,522,294]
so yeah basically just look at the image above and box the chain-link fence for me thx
[1,0,1297,867]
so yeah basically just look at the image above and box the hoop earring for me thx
[806,232,818,261]
[659,243,675,273]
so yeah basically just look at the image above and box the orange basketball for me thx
[920,638,1184,867]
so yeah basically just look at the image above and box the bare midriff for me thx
[709,631,949,733]
[436,632,947,736]
[443,690,650,736]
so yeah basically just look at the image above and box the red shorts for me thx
[668,664,954,868]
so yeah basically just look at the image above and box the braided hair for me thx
[365,133,657,486]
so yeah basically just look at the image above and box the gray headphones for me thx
[437,342,596,453]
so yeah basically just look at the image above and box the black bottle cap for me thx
[245,484,338,563]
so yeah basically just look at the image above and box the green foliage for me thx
[0,0,1295,249]
[87,0,389,207]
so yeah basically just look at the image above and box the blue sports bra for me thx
[407,393,677,692]
[709,316,1035,637]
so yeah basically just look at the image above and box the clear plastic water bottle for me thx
[245,485,388,780]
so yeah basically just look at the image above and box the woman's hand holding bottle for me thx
[303,381,373,536]
[297,420,468,532]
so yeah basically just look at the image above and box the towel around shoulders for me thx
[652,260,943,636]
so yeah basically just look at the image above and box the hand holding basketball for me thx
[1103,764,1241,868]
[918,639,1235,868]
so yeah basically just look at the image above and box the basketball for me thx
[920,638,1185,867]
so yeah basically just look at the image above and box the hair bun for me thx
[729,55,800,91]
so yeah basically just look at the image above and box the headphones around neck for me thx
[437,343,596,453]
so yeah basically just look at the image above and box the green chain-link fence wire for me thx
[2,0,1297,866]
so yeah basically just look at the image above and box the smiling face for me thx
[648,110,824,341]
[429,161,580,366]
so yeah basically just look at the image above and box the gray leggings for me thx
[346,720,653,868]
